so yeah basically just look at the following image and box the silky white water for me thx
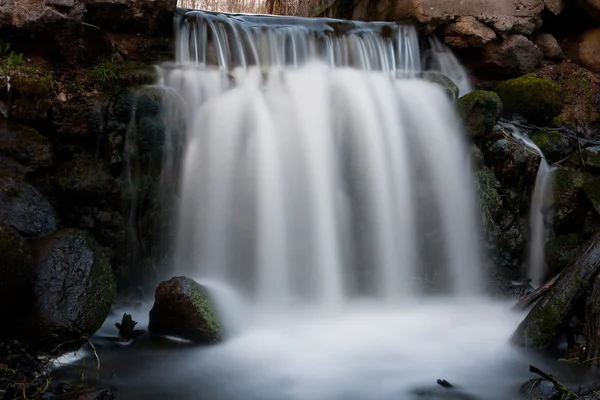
[143,10,533,399]
[504,123,556,287]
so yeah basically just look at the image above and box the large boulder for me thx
[0,120,53,176]
[149,277,221,344]
[494,75,563,124]
[0,175,59,238]
[456,91,502,137]
[579,28,600,73]
[482,35,544,78]
[22,229,116,351]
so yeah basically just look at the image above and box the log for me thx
[512,234,600,349]
[512,274,560,311]
[586,275,600,367]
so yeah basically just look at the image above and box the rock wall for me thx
[0,0,177,350]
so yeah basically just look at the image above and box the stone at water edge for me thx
[493,75,563,125]
[148,277,221,344]
[418,71,460,101]
[20,229,116,352]
[456,91,502,137]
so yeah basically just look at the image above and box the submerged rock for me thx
[494,75,563,124]
[419,71,459,100]
[456,91,502,137]
[22,229,116,351]
[149,276,221,344]
[520,378,561,400]
[0,175,59,238]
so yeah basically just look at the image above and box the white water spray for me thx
[145,10,533,399]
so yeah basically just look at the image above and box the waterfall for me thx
[503,122,556,287]
[160,10,484,309]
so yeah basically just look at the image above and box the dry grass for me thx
[177,0,333,16]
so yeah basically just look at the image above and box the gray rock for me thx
[535,33,563,59]
[482,35,544,77]
[419,71,460,100]
[0,175,59,238]
[23,229,116,351]
[149,276,221,344]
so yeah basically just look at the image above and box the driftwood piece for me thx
[513,274,560,311]
[512,234,600,349]
[115,313,145,341]
[587,275,600,367]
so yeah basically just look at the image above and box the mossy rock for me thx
[553,168,590,233]
[148,276,221,344]
[531,129,571,163]
[570,145,600,169]
[456,90,502,137]
[546,234,585,276]
[493,75,563,124]
[11,74,54,120]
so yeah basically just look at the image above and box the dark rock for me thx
[546,234,588,276]
[494,75,563,124]
[0,119,53,176]
[456,91,502,137]
[149,276,221,344]
[83,0,176,34]
[419,71,459,100]
[22,229,116,351]
[51,95,99,138]
[136,116,165,153]
[482,35,544,78]
[571,146,600,170]
[0,222,31,325]
[0,175,59,238]
[554,168,589,234]
[583,177,600,216]
[54,153,114,200]
[520,379,561,400]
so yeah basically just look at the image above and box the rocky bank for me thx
[0,0,599,398]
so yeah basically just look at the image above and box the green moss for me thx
[527,301,564,348]
[189,285,220,337]
[494,75,563,124]
[475,167,502,230]
[90,54,155,91]
[456,90,503,137]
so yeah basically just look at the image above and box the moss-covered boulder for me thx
[546,234,587,277]
[456,91,502,137]
[553,168,590,234]
[21,229,116,352]
[570,146,600,170]
[493,75,563,124]
[531,129,572,163]
[149,276,221,344]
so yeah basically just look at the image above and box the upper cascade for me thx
[175,9,472,94]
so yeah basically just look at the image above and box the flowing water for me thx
[54,10,566,399]
[503,122,556,287]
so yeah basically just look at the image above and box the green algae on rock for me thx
[530,128,572,163]
[456,90,502,137]
[493,75,563,125]
[148,276,221,344]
